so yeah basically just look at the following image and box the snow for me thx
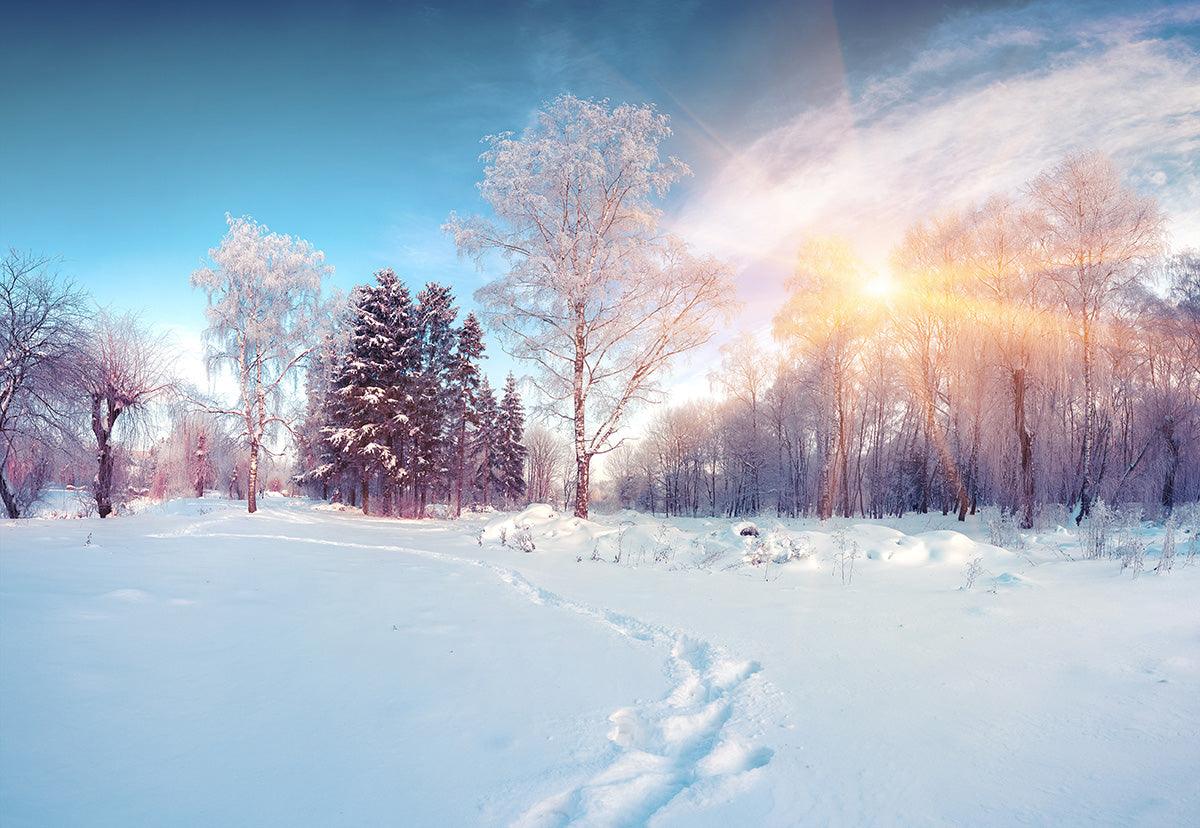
[3,499,1199,826]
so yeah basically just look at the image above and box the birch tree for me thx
[1027,152,1163,522]
[446,95,734,517]
[191,215,330,513]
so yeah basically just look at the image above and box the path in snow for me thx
[1,503,690,826]
[186,517,784,827]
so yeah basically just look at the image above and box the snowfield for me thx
[2,499,1199,826]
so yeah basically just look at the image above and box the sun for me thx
[862,271,896,300]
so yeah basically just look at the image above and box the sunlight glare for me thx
[862,271,896,300]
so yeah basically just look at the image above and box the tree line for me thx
[3,98,1196,525]
[293,267,527,516]
[607,153,1198,526]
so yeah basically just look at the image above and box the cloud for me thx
[672,0,1200,333]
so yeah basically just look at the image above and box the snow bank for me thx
[482,504,607,553]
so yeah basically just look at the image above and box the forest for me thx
[2,97,1197,527]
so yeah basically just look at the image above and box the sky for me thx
[3,0,1198,407]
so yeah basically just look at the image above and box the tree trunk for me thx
[91,393,119,519]
[481,446,491,508]
[572,306,589,519]
[247,442,259,514]
[1013,367,1035,529]
[0,471,19,518]
[575,451,590,519]
[454,399,466,517]
[1162,415,1179,515]
[1076,317,1095,524]
[361,474,370,516]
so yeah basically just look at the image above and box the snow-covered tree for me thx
[472,376,502,507]
[411,283,458,513]
[192,430,211,497]
[190,214,331,514]
[327,280,395,514]
[447,95,734,518]
[524,424,567,506]
[0,250,86,518]
[774,238,874,520]
[1027,152,1163,522]
[293,329,344,499]
[449,313,485,516]
[77,311,175,517]
[497,372,527,505]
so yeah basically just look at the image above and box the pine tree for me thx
[328,275,404,514]
[295,331,343,499]
[375,269,420,514]
[450,313,485,516]
[473,376,503,507]
[498,373,528,505]
[411,283,458,513]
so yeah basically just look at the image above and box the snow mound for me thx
[482,504,606,553]
[312,502,362,514]
[855,527,1007,566]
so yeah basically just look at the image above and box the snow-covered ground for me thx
[2,498,1198,826]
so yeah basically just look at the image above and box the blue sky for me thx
[3,0,1198,397]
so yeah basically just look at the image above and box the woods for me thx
[612,152,1196,524]
[1,104,1196,526]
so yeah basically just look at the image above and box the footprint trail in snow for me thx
[177,527,783,826]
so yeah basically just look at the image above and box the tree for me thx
[327,279,396,515]
[190,215,331,514]
[711,335,770,515]
[774,238,874,519]
[1027,152,1163,522]
[961,196,1043,527]
[497,372,528,505]
[447,95,734,518]
[193,430,212,497]
[524,424,566,506]
[450,313,485,516]
[411,283,458,513]
[0,250,86,518]
[78,312,174,517]
[892,212,973,520]
[472,376,502,507]
[293,328,344,499]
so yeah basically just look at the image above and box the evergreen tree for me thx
[411,283,458,512]
[375,270,420,514]
[327,275,403,514]
[450,313,485,516]
[498,373,528,504]
[472,376,503,507]
[295,331,343,499]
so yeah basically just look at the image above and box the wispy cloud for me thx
[673,0,1200,334]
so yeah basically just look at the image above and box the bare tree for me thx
[447,96,734,518]
[0,250,86,517]
[1028,152,1163,522]
[191,215,331,513]
[78,312,175,517]
[524,424,567,506]
[774,238,874,519]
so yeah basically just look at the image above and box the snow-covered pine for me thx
[410,283,458,515]
[294,330,344,499]
[326,273,410,515]
[472,376,503,507]
[449,313,485,516]
[497,372,527,506]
